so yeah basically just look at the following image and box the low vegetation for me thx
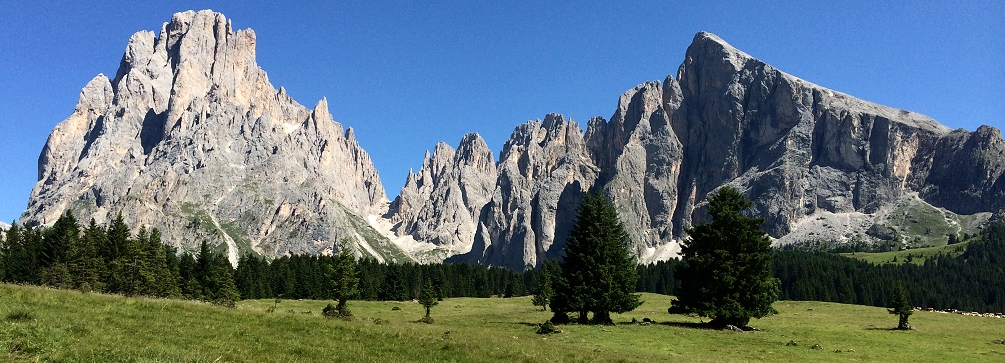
[2,286,1003,362]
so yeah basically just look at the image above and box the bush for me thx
[419,316,434,324]
[322,303,352,319]
[537,320,555,334]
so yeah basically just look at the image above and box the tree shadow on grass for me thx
[657,321,720,330]
[865,326,912,331]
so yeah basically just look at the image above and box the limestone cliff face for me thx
[413,32,1004,270]
[24,10,404,264]
[25,15,1005,271]
[919,126,1005,214]
[386,133,497,260]
[586,80,684,259]
[448,114,598,270]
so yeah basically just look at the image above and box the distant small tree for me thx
[326,245,358,318]
[532,266,554,311]
[888,284,914,330]
[418,279,439,323]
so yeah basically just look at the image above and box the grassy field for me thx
[840,241,970,265]
[2,284,1004,362]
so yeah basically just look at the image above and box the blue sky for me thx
[1,0,1002,223]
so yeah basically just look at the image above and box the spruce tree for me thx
[554,191,641,325]
[418,279,439,323]
[328,246,358,317]
[532,265,554,311]
[888,284,913,330]
[671,187,779,329]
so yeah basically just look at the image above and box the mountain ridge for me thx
[20,11,1004,271]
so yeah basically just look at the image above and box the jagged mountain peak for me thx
[23,10,401,265]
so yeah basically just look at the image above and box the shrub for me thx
[537,320,555,334]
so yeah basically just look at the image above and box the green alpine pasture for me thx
[2,284,1003,362]
[841,241,970,265]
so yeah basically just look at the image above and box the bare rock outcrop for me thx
[25,16,1005,270]
[453,114,599,270]
[386,133,497,261]
[668,32,974,240]
[419,32,1004,270]
[586,80,684,259]
[23,10,405,265]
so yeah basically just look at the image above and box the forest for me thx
[2,211,1003,313]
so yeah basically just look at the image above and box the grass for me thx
[875,197,987,248]
[2,285,1004,362]
[841,241,970,265]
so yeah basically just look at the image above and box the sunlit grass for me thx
[1,284,1003,362]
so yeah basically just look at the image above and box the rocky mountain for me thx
[380,134,497,263]
[388,32,1004,270]
[23,10,408,265]
[23,11,1003,271]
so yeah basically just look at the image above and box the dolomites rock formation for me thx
[386,133,497,261]
[394,32,1005,270]
[464,114,599,269]
[23,11,1004,271]
[23,10,406,265]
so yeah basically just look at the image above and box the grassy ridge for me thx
[2,284,1004,362]
[840,242,970,265]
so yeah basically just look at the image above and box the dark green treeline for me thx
[234,253,531,301]
[0,212,239,306]
[3,212,1003,313]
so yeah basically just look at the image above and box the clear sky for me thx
[1,0,1002,223]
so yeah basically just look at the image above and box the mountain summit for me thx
[386,31,1005,270]
[23,12,1005,270]
[23,10,406,265]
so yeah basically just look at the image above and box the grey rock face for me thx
[918,126,1005,214]
[667,32,997,241]
[23,10,405,265]
[455,114,598,270]
[586,80,684,258]
[423,32,1005,270]
[26,16,1005,270]
[386,133,497,260]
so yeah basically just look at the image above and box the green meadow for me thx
[3,284,1004,362]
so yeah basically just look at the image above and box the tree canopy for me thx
[671,186,779,328]
[552,191,641,325]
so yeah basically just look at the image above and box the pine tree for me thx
[888,284,914,330]
[328,246,358,318]
[553,191,641,325]
[42,212,78,288]
[671,187,779,329]
[532,272,553,311]
[418,279,439,323]
[195,241,239,307]
[73,220,106,291]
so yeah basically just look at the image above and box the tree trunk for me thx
[577,311,589,324]
[425,307,431,318]
[897,314,912,330]
[709,316,750,329]
[592,311,613,325]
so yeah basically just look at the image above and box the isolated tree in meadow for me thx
[532,262,555,311]
[671,187,779,329]
[888,284,914,330]
[553,191,641,325]
[418,279,439,323]
[326,246,358,318]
